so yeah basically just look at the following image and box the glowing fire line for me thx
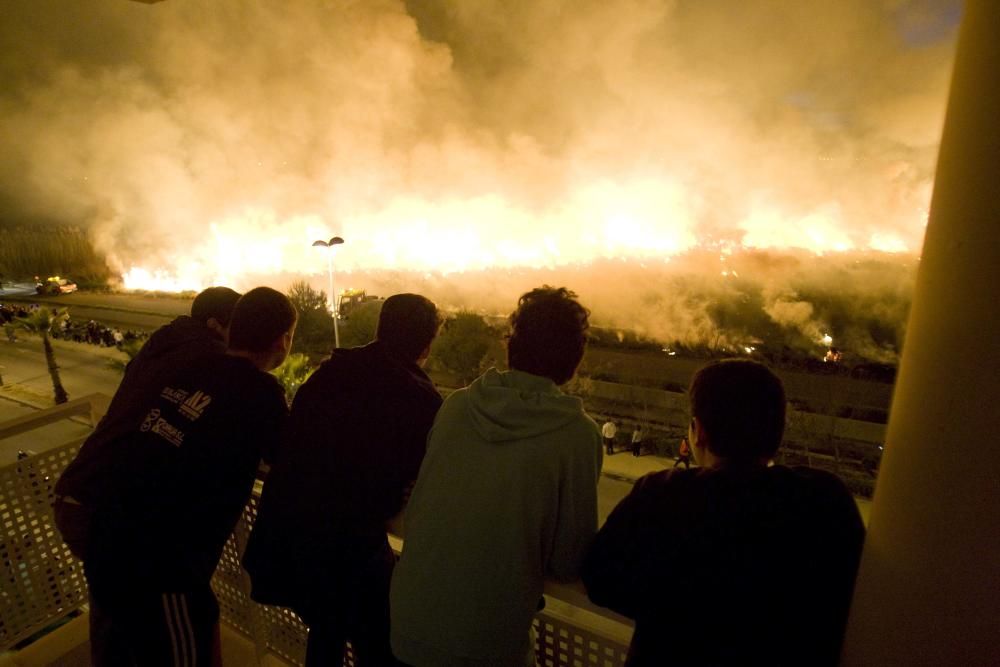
[120,179,917,292]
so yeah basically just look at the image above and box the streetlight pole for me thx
[312,236,345,349]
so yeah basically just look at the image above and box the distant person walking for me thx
[54,287,297,666]
[673,436,692,469]
[631,426,644,457]
[602,419,617,455]
[583,359,865,666]
[390,286,602,666]
[244,294,443,666]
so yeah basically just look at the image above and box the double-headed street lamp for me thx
[312,236,345,348]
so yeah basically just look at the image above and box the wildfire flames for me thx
[1,1,957,359]
[119,186,921,293]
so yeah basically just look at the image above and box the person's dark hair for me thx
[507,286,589,385]
[375,293,440,360]
[191,286,241,326]
[227,287,297,353]
[688,359,787,463]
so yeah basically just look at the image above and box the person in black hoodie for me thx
[582,359,866,667]
[243,293,442,667]
[54,287,295,666]
[55,285,241,522]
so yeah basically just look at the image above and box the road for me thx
[2,288,188,332]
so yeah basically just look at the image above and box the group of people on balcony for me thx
[52,283,865,667]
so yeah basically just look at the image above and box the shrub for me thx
[271,353,316,403]
[430,311,498,384]
[337,299,382,349]
[287,281,335,355]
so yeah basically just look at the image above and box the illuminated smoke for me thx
[0,1,958,358]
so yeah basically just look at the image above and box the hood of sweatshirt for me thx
[143,316,222,357]
[466,368,585,443]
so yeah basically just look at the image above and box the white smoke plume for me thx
[0,0,958,359]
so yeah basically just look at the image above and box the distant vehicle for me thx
[337,288,380,319]
[35,276,78,295]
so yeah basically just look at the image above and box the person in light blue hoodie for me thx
[390,286,603,667]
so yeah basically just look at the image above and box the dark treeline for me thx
[0,225,111,285]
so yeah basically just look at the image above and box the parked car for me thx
[35,276,78,295]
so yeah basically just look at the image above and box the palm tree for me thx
[11,307,70,404]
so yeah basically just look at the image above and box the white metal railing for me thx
[0,394,633,665]
[0,394,110,649]
[0,441,89,650]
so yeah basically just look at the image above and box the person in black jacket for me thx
[582,359,866,667]
[243,293,442,667]
[54,287,296,667]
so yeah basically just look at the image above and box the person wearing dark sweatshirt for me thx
[53,287,295,667]
[54,286,241,512]
[389,286,603,667]
[243,293,442,667]
[582,359,866,666]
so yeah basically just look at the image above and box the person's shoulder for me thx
[781,465,854,498]
[609,469,701,518]
[579,412,602,434]
[302,345,386,390]
[393,359,442,407]
[556,411,602,446]
[768,465,862,526]
[634,467,699,494]
[438,385,470,411]
[152,316,216,346]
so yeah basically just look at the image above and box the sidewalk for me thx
[601,449,672,482]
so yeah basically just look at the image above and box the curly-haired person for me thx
[390,286,603,667]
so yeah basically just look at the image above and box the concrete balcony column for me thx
[841,2,1000,664]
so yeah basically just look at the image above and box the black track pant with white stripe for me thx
[89,587,221,667]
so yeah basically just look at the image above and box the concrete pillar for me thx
[841,2,1000,664]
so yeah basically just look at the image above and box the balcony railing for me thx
[0,394,633,665]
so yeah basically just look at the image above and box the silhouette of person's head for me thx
[227,287,298,372]
[688,359,786,467]
[507,286,590,385]
[191,286,241,342]
[376,293,441,363]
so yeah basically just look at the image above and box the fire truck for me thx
[337,288,380,319]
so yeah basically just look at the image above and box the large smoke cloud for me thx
[0,0,959,359]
